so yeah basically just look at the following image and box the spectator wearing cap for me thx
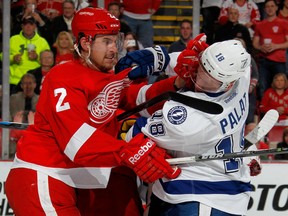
[0,16,50,94]
[11,0,52,46]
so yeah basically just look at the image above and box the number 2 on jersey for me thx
[54,88,71,112]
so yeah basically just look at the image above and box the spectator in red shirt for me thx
[260,72,288,120]
[52,31,74,65]
[253,0,288,99]
[121,0,161,47]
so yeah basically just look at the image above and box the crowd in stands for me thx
[0,0,288,158]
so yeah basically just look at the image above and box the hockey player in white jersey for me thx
[125,39,253,215]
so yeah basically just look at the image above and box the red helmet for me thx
[72,7,120,42]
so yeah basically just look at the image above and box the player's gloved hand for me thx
[115,45,170,80]
[186,33,209,53]
[174,33,209,88]
[248,158,262,176]
[174,49,200,88]
[119,134,181,183]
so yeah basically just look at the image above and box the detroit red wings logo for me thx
[88,78,131,124]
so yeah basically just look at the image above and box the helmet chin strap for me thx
[74,43,99,70]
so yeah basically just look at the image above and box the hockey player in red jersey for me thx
[5,7,183,216]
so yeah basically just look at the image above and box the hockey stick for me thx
[0,122,29,130]
[167,109,279,165]
[167,147,288,165]
[0,91,223,130]
[0,121,29,130]
[117,91,223,121]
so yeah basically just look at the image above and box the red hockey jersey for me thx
[12,60,176,188]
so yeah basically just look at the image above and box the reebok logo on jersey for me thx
[128,140,154,164]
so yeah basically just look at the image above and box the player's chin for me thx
[105,58,117,68]
[101,62,115,72]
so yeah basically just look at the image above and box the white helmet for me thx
[200,39,251,91]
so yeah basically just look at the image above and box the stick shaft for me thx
[117,91,223,121]
[167,109,279,165]
[167,148,288,165]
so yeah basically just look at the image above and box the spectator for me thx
[201,0,224,45]
[5,7,183,216]
[52,31,74,65]
[274,126,288,159]
[248,54,260,123]
[0,16,50,94]
[0,85,2,156]
[260,72,288,120]
[121,0,161,47]
[108,1,132,36]
[74,0,90,11]
[168,19,193,53]
[278,0,288,75]
[37,0,64,21]
[124,32,144,52]
[9,72,37,158]
[219,0,261,37]
[11,0,52,44]
[214,7,253,53]
[51,0,75,47]
[254,0,267,20]
[11,0,26,18]
[10,73,39,123]
[252,0,288,99]
[118,31,144,60]
[235,38,259,124]
[278,0,288,19]
[27,50,54,94]
[9,110,35,159]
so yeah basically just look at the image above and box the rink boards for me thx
[0,161,288,216]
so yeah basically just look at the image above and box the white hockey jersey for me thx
[141,68,252,215]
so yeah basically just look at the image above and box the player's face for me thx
[194,63,222,92]
[89,35,118,72]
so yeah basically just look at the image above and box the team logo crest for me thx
[88,78,131,124]
[272,26,279,33]
[167,106,187,125]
